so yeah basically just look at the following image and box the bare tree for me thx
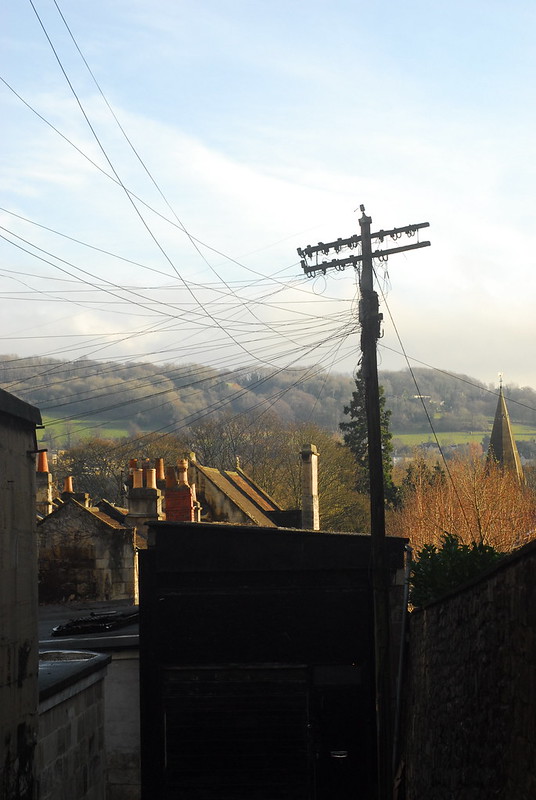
[389,448,536,550]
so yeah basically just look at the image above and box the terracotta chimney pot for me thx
[37,451,49,473]
[133,469,144,489]
[146,468,157,490]
[64,476,74,493]
[155,458,165,482]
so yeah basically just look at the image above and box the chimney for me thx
[36,450,53,517]
[126,463,163,546]
[165,460,196,522]
[155,458,166,490]
[61,476,91,508]
[146,468,157,489]
[126,459,138,490]
[132,468,144,489]
[301,444,319,530]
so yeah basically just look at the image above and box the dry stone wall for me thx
[404,540,536,800]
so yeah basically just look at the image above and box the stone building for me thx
[0,387,42,799]
[36,444,321,604]
[38,498,136,603]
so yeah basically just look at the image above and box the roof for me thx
[226,467,282,513]
[38,496,132,531]
[39,650,111,702]
[487,386,524,482]
[95,499,129,523]
[192,462,279,527]
[0,386,42,426]
[147,520,408,574]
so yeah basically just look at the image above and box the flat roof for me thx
[39,650,111,702]
[146,521,407,574]
[0,386,42,426]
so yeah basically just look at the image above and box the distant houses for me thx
[37,446,321,604]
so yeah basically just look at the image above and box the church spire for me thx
[487,380,524,483]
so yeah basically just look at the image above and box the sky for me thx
[2,0,536,394]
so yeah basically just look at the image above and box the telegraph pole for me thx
[298,208,430,800]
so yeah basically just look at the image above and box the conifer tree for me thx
[340,368,399,508]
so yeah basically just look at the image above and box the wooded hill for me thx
[1,354,536,444]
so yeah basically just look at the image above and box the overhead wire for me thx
[40,318,355,429]
[374,262,475,534]
[26,0,299,371]
[40,327,356,448]
[24,0,346,374]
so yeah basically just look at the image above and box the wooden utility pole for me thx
[298,208,430,800]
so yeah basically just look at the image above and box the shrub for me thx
[409,532,503,607]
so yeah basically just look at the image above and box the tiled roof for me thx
[87,506,130,530]
[194,464,277,527]
[224,470,282,513]
[38,497,131,530]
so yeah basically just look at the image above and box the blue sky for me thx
[2,0,536,390]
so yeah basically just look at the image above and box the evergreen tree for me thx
[340,369,399,507]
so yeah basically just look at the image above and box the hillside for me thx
[1,354,536,447]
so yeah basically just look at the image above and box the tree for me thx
[339,368,399,507]
[53,437,127,503]
[188,414,370,533]
[52,432,190,504]
[399,455,445,503]
[389,448,536,551]
[409,533,503,607]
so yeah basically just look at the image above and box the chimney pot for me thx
[133,468,144,489]
[177,459,189,485]
[155,458,165,482]
[37,450,49,473]
[146,468,157,490]
[64,476,74,493]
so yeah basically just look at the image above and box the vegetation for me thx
[409,533,503,607]
[2,354,536,451]
[51,416,369,533]
[389,448,536,551]
[339,369,399,507]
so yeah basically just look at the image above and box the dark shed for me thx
[139,522,406,799]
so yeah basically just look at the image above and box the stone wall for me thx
[104,651,140,800]
[0,404,40,800]
[37,657,109,800]
[38,503,135,602]
[404,539,536,800]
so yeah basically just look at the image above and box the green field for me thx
[393,422,536,449]
[38,416,131,446]
[37,413,536,452]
